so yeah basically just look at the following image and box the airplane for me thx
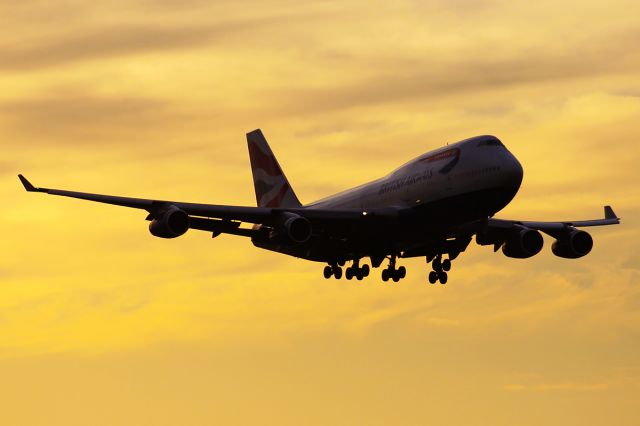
[18,129,620,284]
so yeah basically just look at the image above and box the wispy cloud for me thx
[0,94,173,143]
[504,382,609,392]
[273,32,640,114]
[0,13,301,73]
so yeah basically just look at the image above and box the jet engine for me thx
[149,205,190,238]
[502,227,544,259]
[551,229,593,259]
[276,212,312,243]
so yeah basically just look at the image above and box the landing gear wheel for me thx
[356,272,364,281]
[323,265,333,279]
[398,266,406,279]
[333,266,342,279]
[428,271,438,284]
[392,272,400,283]
[361,264,370,277]
[442,259,451,272]
[345,268,354,280]
[438,271,448,284]
[381,269,389,282]
[433,257,442,272]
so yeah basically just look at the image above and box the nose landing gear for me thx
[325,259,370,280]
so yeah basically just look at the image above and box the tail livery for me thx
[246,129,302,208]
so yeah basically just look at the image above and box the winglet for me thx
[18,174,43,192]
[604,205,618,220]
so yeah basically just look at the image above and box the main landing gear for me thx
[323,259,370,280]
[428,254,451,284]
[381,256,406,283]
[322,254,453,284]
[345,259,370,280]
[323,257,405,282]
[323,264,343,279]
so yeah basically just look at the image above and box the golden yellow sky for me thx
[2,0,640,424]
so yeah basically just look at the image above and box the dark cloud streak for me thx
[0,17,277,72]
[0,95,173,143]
[271,30,640,114]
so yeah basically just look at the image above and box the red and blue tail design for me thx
[246,129,302,208]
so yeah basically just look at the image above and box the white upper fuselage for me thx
[307,135,524,214]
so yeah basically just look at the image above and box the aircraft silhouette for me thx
[19,129,620,284]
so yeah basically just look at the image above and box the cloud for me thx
[504,382,609,392]
[0,161,18,177]
[0,94,176,143]
[0,26,211,71]
[621,253,640,271]
[0,13,296,73]
[266,25,640,114]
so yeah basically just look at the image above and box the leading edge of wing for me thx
[18,174,273,223]
[17,175,374,224]
[488,205,620,231]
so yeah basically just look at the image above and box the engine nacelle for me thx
[278,213,312,243]
[149,206,190,239]
[552,229,593,259]
[502,227,544,259]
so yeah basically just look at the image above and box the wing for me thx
[474,205,620,258]
[17,174,383,236]
[19,174,274,223]
[487,205,620,233]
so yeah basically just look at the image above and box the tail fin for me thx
[246,129,302,208]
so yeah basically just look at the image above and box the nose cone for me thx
[503,150,524,189]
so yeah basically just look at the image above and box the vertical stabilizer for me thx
[246,129,302,208]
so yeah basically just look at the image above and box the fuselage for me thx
[252,135,525,262]
[307,135,523,220]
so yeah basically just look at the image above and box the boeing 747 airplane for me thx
[18,129,620,284]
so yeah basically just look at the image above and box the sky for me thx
[2,0,640,424]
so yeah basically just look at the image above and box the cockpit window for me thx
[477,139,504,147]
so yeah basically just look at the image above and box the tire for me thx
[398,266,406,279]
[345,268,353,280]
[361,264,370,277]
[382,269,389,282]
[428,271,438,284]
[334,267,342,279]
[433,257,442,272]
[442,259,451,271]
[356,273,363,281]
[438,271,448,284]
[392,274,400,282]
[323,266,332,279]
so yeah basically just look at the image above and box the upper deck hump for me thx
[388,135,501,176]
